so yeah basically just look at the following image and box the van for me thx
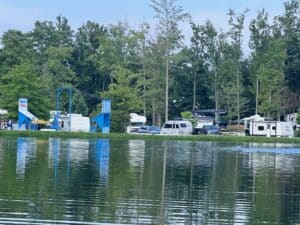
[160,120,193,135]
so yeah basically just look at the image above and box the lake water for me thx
[0,137,300,224]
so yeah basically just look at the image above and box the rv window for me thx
[272,126,276,130]
[164,124,172,128]
[61,121,64,128]
[258,126,264,131]
[175,124,179,128]
[180,123,187,128]
[131,122,143,126]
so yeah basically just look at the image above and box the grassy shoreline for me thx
[0,130,300,144]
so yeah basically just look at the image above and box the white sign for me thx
[18,98,28,112]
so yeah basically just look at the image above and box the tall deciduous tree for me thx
[276,0,300,94]
[100,66,142,132]
[0,62,51,119]
[0,30,34,73]
[228,9,248,126]
[257,39,286,118]
[149,0,189,122]
[74,21,107,111]
[249,9,271,115]
[192,21,220,112]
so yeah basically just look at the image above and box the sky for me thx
[0,0,287,54]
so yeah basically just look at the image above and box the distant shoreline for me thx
[0,130,300,144]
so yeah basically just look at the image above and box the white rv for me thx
[194,115,214,134]
[48,112,90,132]
[126,113,146,133]
[60,114,90,132]
[160,120,193,135]
[244,115,294,137]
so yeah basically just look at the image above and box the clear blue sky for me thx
[0,0,286,52]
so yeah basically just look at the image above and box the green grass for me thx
[0,130,300,144]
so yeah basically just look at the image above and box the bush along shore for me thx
[0,130,300,144]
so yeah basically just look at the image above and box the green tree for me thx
[73,21,107,113]
[249,9,271,114]
[0,30,35,74]
[150,0,189,122]
[194,20,220,111]
[276,0,300,94]
[44,46,77,87]
[143,40,166,126]
[0,62,51,119]
[257,39,286,118]
[74,21,107,103]
[227,9,248,126]
[100,66,142,132]
[296,109,300,124]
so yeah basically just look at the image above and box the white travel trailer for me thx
[126,113,146,133]
[160,120,193,135]
[194,115,214,134]
[244,115,294,137]
[48,112,90,132]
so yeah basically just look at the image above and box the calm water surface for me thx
[0,137,300,224]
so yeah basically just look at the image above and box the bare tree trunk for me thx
[152,97,156,126]
[237,64,240,129]
[255,77,259,115]
[214,69,218,110]
[143,60,146,117]
[268,90,272,118]
[214,69,219,122]
[165,51,169,122]
[192,78,196,110]
[158,113,162,128]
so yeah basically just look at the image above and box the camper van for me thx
[160,120,193,135]
[244,115,294,137]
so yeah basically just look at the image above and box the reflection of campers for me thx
[126,113,146,133]
[160,120,193,135]
[244,115,294,137]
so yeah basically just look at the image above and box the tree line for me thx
[0,0,299,132]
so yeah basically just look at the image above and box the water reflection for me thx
[48,138,108,184]
[0,138,299,224]
[128,140,145,169]
[92,139,110,184]
[16,137,37,180]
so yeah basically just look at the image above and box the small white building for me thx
[126,113,146,133]
[48,112,90,132]
[59,114,90,132]
[244,115,294,138]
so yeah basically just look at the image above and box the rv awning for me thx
[32,120,48,125]
[0,109,8,115]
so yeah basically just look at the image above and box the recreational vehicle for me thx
[126,113,146,133]
[48,112,90,132]
[194,115,214,134]
[244,115,294,137]
[160,120,193,135]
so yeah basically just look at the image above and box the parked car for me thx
[137,126,160,134]
[160,120,193,135]
[203,125,221,135]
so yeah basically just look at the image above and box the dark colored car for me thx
[137,126,160,134]
[203,125,221,135]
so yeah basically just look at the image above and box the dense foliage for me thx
[0,0,299,132]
